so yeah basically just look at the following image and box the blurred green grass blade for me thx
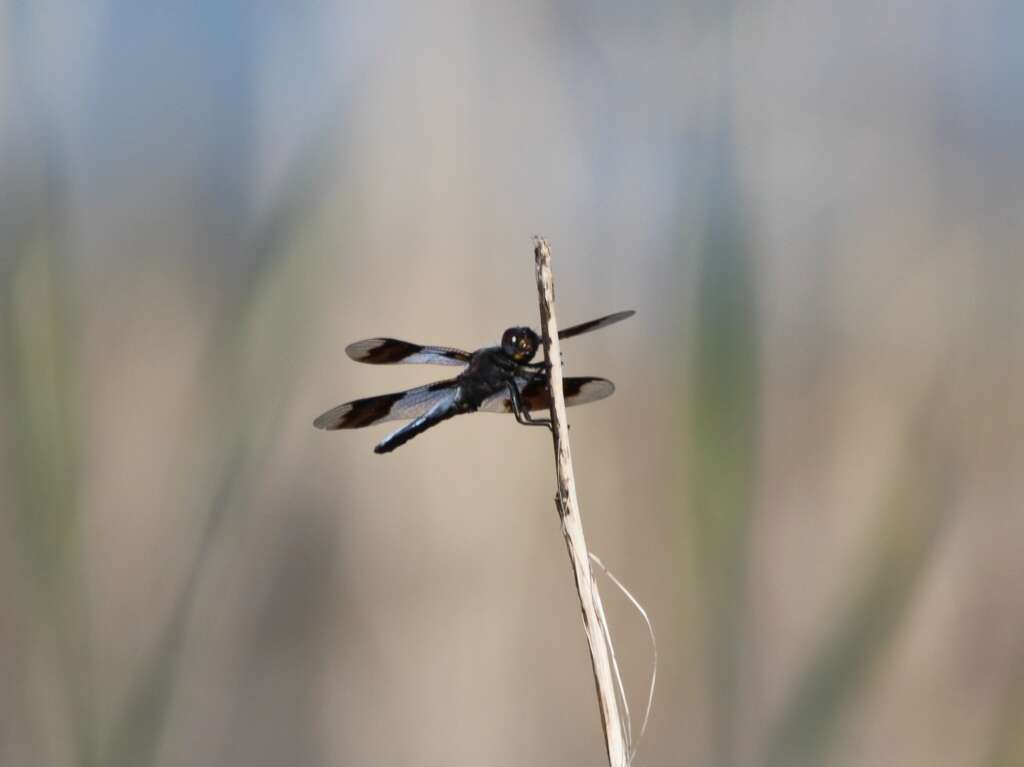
[7,244,80,581]
[984,653,1024,767]
[765,408,959,767]
[688,129,758,767]
[1,124,97,765]
[4,244,98,767]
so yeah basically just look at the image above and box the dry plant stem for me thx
[533,238,628,767]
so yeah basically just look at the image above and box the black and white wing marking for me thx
[480,376,615,414]
[558,310,635,340]
[346,338,471,366]
[313,380,459,430]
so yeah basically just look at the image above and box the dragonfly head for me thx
[501,326,540,363]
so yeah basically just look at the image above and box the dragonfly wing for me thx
[346,338,471,366]
[557,310,635,340]
[313,380,459,430]
[479,376,615,414]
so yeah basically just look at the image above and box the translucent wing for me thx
[313,380,459,430]
[479,376,616,414]
[558,310,635,340]
[346,338,471,366]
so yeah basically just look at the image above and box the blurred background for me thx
[1,1,1022,766]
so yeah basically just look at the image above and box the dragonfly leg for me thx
[507,381,553,431]
[521,360,551,373]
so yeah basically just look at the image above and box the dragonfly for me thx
[313,310,634,454]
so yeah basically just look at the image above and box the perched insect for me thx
[313,310,634,454]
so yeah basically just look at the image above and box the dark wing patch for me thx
[313,380,458,430]
[558,310,635,340]
[346,338,471,366]
[479,376,615,414]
